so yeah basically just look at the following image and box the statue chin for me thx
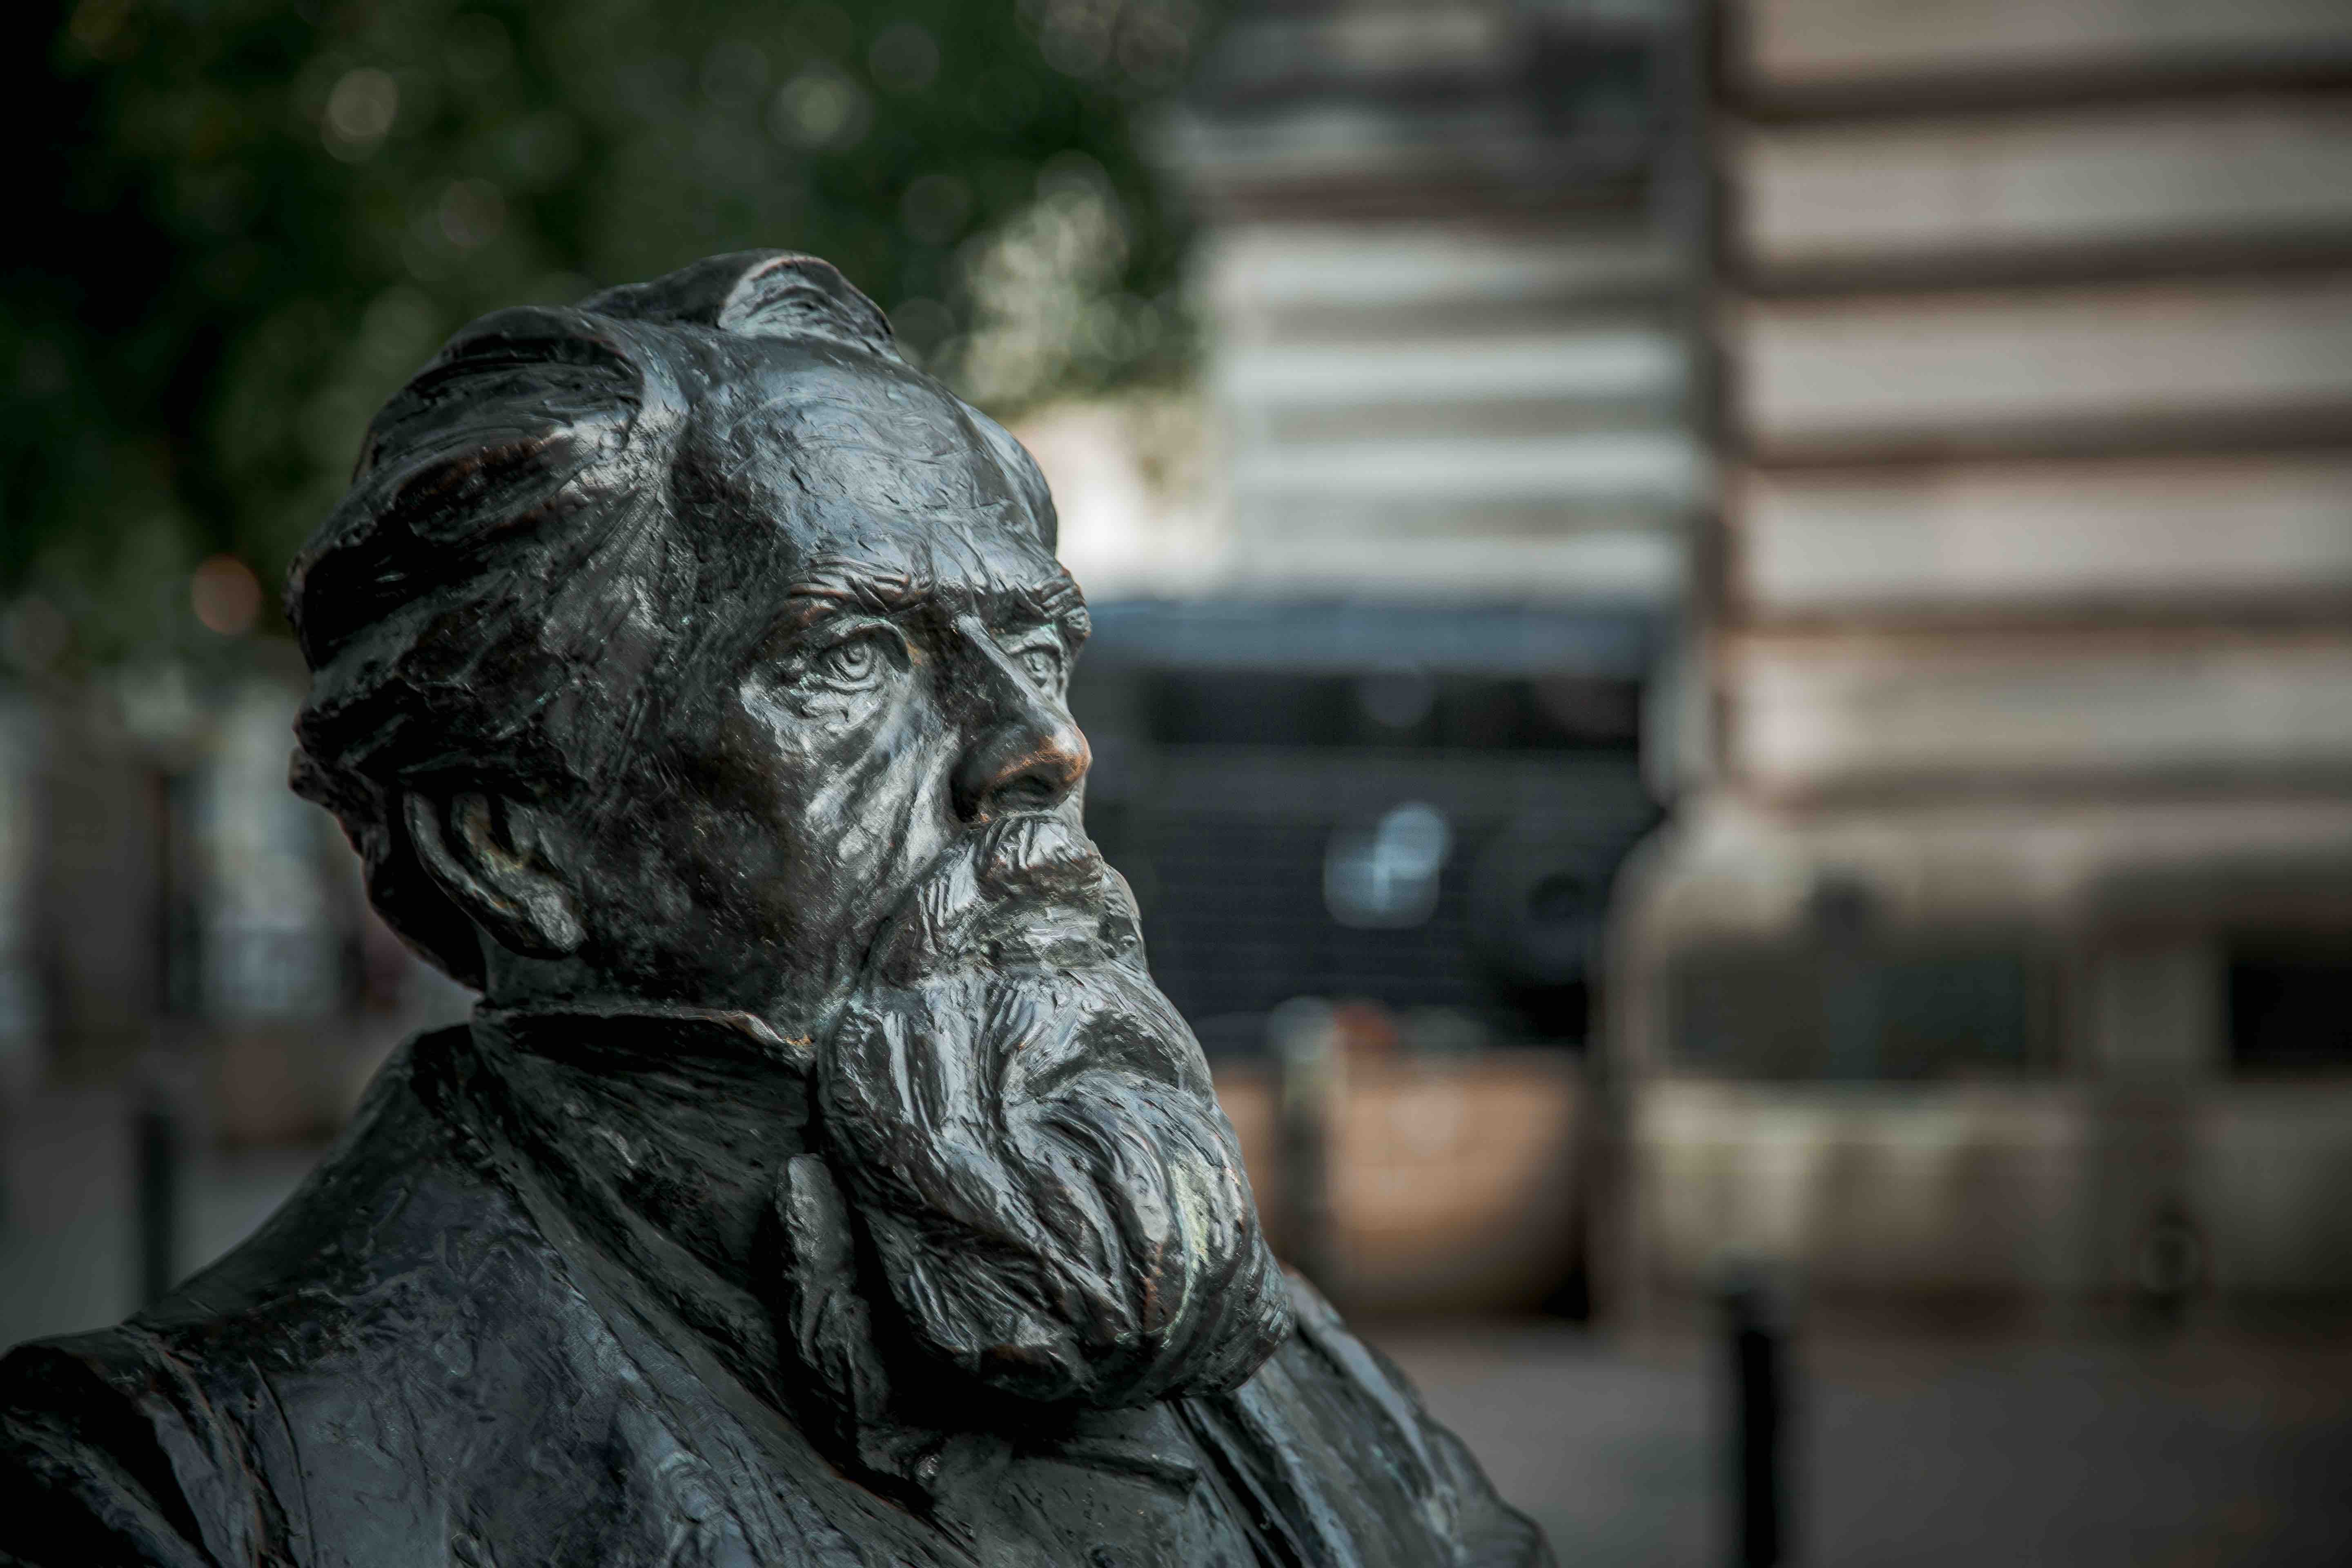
[816,817,1294,1410]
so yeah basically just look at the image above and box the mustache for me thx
[861,811,1147,988]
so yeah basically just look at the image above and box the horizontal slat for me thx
[1220,329,1688,408]
[1203,223,1681,318]
[1736,98,2352,272]
[1729,632,2352,788]
[1236,499,1693,545]
[1234,432,1710,511]
[1257,396,1685,445]
[1739,454,2352,613]
[1230,527,1688,603]
[1737,276,2352,453]
[1622,793,2352,942]
[1742,0,2352,93]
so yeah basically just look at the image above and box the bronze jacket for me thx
[0,1020,1550,1568]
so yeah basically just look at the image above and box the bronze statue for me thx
[0,253,1550,1566]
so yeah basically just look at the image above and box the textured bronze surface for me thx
[0,253,1550,1567]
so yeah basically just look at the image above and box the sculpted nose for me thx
[953,652,1090,824]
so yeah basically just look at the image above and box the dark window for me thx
[1065,605,1661,1053]
[1076,747,1658,1051]
[1130,670,1640,752]
[1141,672,1353,748]
[1669,942,2047,1081]
[2229,947,2352,1072]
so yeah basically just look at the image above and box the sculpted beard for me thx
[812,813,1294,1410]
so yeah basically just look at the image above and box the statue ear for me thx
[402,790,586,960]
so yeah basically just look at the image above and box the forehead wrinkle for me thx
[787,552,933,616]
[696,381,1068,637]
[934,521,1076,633]
[781,555,1081,632]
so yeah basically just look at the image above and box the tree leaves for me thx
[5,0,1207,666]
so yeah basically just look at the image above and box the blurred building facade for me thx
[1128,0,1706,1035]
[1060,0,1707,1309]
[7,0,2349,1332]
[1613,0,2352,1319]
[2,662,461,1145]
[1174,0,1705,610]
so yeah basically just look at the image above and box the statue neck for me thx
[465,1002,817,1372]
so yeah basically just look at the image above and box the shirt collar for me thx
[451,998,1205,1504]
[471,998,817,1076]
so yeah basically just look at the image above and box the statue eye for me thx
[1019,644,1065,690]
[815,630,893,688]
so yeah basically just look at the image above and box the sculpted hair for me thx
[287,252,956,987]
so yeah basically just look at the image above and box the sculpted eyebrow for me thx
[752,588,903,654]
[781,568,929,617]
[779,569,1085,637]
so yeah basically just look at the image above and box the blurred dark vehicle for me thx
[1069,600,1664,1312]
[1076,600,1661,1052]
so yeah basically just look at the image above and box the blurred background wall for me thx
[6,2,2352,1557]
[1615,0,2352,1327]
[7,0,2352,1322]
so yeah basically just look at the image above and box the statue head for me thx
[287,252,1290,1410]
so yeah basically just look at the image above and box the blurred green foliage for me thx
[4,0,1206,667]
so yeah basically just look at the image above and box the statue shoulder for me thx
[0,1321,261,1567]
[0,1025,576,1567]
[1189,1270,1558,1568]
[143,1025,536,1344]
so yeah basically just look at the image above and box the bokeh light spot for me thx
[192,556,263,637]
[323,67,398,160]
[772,69,871,150]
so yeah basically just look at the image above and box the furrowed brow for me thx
[780,562,933,619]
[757,585,921,652]
[771,562,1086,643]
[994,569,1089,645]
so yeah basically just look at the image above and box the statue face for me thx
[296,256,1292,1414]
[576,353,1288,1408]
[561,356,1092,1037]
